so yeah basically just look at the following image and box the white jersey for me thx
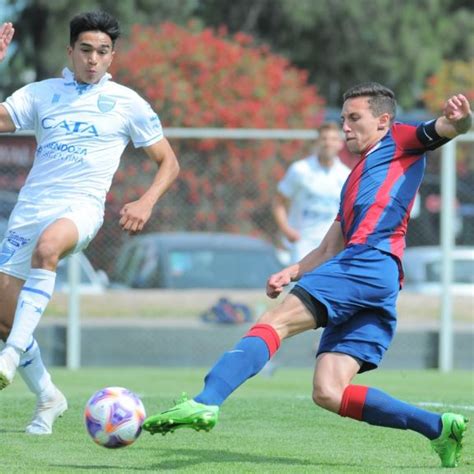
[278,155,350,252]
[2,68,163,206]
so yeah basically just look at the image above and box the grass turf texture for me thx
[1,368,472,473]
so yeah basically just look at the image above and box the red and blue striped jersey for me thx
[337,121,448,261]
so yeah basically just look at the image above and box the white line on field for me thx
[416,402,474,411]
[294,396,474,411]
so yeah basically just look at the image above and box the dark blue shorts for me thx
[296,244,400,372]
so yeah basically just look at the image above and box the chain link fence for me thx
[2,130,473,276]
[1,130,473,369]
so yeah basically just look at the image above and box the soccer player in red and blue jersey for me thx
[144,83,472,468]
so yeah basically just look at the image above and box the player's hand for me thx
[284,228,300,243]
[443,94,472,122]
[266,266,298,299]
[0,23,14,62]
[119,200,152,235]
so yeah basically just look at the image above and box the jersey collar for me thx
[62,67,112,94]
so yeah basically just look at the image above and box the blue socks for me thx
[340,385,442,440]
[363,387,442,439]
[195,324,281,406]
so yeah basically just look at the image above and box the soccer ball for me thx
[84,386,146,448]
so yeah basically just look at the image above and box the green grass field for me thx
[1,368,473,473]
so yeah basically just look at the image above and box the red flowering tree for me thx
[91,22,325,271]
[422,60,474,114]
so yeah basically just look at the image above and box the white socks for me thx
[18,338,55,400]
[7,268,56,352]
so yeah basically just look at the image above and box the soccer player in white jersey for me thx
[273,122,350,264]
[0,12,179,434]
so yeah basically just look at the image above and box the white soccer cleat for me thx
[0,348,19,390]
[25,387,68,435]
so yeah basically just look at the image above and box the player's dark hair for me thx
[343,82,397,121]
[69,11,120,47]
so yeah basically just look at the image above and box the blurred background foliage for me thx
[0,0,472,272]
[1,0,473,111]
[107,21,326,241]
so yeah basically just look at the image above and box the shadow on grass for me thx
[147,447,318,470]
[51,447,318,471]
[51,446,436,471]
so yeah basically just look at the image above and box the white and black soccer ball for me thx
[84,386,146,448]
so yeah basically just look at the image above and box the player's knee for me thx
[312,383,342,412]
[32,240,61,269]
[257,311,289,340]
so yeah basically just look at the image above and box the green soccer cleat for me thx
[431,413,468,468]
[143,393,219,436]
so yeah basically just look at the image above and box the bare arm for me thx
[0,24,16,133]
[0,22,14,62]
[435,94,472,139]
[266,220,344,298]
[0,104,15,133]
[119,137,180,234]
[272,192,300,242]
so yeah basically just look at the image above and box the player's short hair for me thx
[70,11,120,47]
[343,82,397,121]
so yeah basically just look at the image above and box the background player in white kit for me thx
[273,122,350,264]
[0,12,179,434]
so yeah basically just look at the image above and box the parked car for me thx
[402,246,474,295]
[111,232,283,289]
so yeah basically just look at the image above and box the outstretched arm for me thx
[0,23,16,133]
[119,138,180,234]
[0,22,14,62]
[435,94,472,139]
[0,104,15,133]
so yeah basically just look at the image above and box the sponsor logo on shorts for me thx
[0,231,30,266]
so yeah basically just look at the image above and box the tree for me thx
[104,22,323,241]
[197,0,474,108]
[422,60,474,114]
[2,0,472,108]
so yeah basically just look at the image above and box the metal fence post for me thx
[67,253,81,369]
[439,139,456,372]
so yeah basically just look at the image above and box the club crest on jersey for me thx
[97,95,116,113]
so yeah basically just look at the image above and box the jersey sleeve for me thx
[277,162,299,198]
[127,94,164,148]
[392,121,450,154]
[2,83,37,130]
